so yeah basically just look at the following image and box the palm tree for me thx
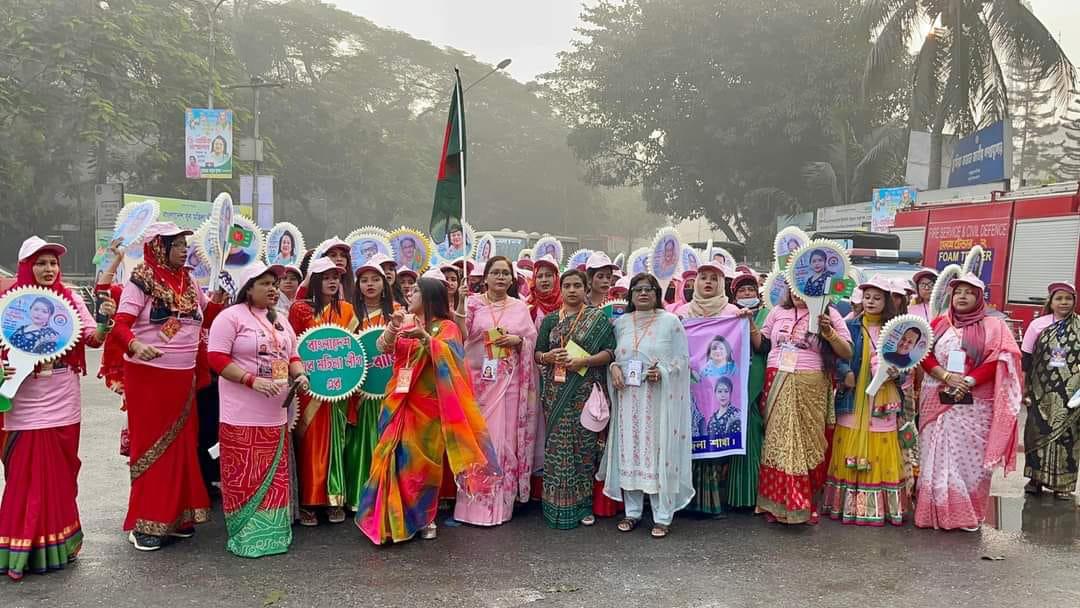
[863,0,1074,189]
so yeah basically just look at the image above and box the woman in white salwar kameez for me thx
[600,273,694,538]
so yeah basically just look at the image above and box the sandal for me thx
[580,514,596,527]
[299,509,318,527]
[1025,481,1042,495]
[1054,491,1075,501]
[650,524,669,538]
[616,517,640,532]
[327,506,346,524]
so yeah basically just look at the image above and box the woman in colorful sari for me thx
[456,256,538,526]
[343,253,398,512]
[288,258,358,526]
[673,262,742,517]
[824,275,908,526]
[534,270,615,528]
[600,273,694,538]
[755,290,853,525]
[524,255,562,498]
[0,237,114,580]
[208,263,308,557]
[725,272,768,510]
[1023,281,1080,499]
[916,273,1021,531]
[357,277,499,543]
[114,223,225,551]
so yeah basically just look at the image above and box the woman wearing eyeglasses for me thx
[599,273,693,538]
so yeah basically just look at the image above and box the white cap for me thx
[319,237,350,257]
[18,236,67,262]
[397,267,418,280]
[421,267,448,284]
[949,272,986,291]
[356,253,393,277]
[147,221,193,240]
[695,260,726,278]
[237,262,285,293]
[585,251,618,271]
[282,264,303,279]
[302,257,342,287]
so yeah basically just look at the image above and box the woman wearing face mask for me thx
[909,269,938,321]
[916,274,1021,531]
[456,256,538,526]
[824,275,908,526]
[207,263,308,557]
[1022,282,1080,499]
[534,270,615,528]
[112,223,226,552]
[673,263,743,517]
[0,237,114,579]
[341,254,400,513]
[724,272,768,510]
[357,278,498,543]
[288,258,358,527]
[601,273,694,538]
[755,289,853,525]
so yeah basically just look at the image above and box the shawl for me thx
[527,281,562,323]
[925,313,1022,473]
[949,285,988,366]
[2,251,87,374]
[683,281,731,319]
[128,236,200,318]
[599,309,695,514]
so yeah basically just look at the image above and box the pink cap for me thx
[469,263,485,278]
[1048,281,1076,296]
[305,257,341,282]
[237,262,285,292]
[397,267,418,280]
[147,221,193,240]
[18,236,67,261]
[681,269,698,280]
[421,267,448,284]
[319,237,350,257]
[533,254,559,274]
[585,251,618,271]
[888,278,910,296]
[282,264,303,280]
[948,272,985,291]
[613,275,632,292]
[517,259,535,271]
[695,261,725,278]
[850,286,864,305]
[731,272,758,292]
[912,268,939,285]
[356,253,393,277]
[858,274,893,294]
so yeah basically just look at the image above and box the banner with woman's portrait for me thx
[684,316,750,459]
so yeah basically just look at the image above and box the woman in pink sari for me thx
[456,256,538,526]
[916,273,1021,531]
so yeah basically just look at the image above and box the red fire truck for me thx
[891,182,1080,332]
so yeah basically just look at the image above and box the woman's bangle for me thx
[453,310,466,319]
[243,373,255,388]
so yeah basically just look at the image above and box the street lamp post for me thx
[464,58,512,92]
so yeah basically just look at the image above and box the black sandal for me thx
[616,517,640,532]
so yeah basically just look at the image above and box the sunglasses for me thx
[631,286,656,294]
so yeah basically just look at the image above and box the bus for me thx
[480,229,581,261]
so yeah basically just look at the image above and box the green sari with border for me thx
[1024,314,1080,493]
[537,306,616,529]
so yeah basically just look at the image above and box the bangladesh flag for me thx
[429,70,466,244]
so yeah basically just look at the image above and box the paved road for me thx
[3,351,1080,607]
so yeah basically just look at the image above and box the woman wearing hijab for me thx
[600,273,694,538]
[673,262,743,517]
[357,277,498,544]
[917,273,1021,531]
[1022,282,1080,499]
[207,263,308,557]
[456,256,538,526]
[534,269,615,529]
[825,275,907,526]
[0,237,115,579]
[528,256,562,332]
[113,223,225,552]
[288,258,359,526]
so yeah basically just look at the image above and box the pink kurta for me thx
[455,294,538,526]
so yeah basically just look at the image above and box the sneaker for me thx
[128,531,163,552]
[169,527,195,539]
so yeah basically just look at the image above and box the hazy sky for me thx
[334,0,1080,82]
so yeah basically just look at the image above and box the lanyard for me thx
[632,310,659,353]
[248,305,281,352]
[560,306,587,347]
[484,294,509,330]
[862,322,878,353]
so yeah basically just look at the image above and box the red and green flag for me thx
[429,70,466,244]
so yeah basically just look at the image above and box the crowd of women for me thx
[1,226,1078,580]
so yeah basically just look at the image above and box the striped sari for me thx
[220,424,291,557]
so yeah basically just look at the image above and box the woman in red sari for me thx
[113,223,225,551]
[0,237,115,580]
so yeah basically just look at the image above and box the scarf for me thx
[948,285,988,367]
[527,280,562,322]
[686,282,730,319]
[2,252,87,374]
[128,236,200,317]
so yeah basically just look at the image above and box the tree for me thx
[1058,92,1080,180]
[1009,54,1060,185]
[864,0,1074,190]
[542,0,894,262]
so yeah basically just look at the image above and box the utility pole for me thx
[187,0,228,202]
[225,76,284,222]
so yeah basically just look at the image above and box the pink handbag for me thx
[580,383,610,432]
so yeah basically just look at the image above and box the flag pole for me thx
[454,66,467,267]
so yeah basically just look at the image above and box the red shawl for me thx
[527,280,561,322]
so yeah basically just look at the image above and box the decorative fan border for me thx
[355,325,391,399]
[517,248,534,262]
[962,244,985,276]
[774,226,810,269]
[112,198,161,251]
[0,286,84,366]
[209,192,235,262]
[296,323,368,402]
[431,220,478,262]
[877,314,935,372]
[785,239,851,301]
[566,248,593,272]
[613,252,625,271]
[646,226,681,285]
[762,269,788,310]
[387,227,433,274]
[627,247,651,275]
[930,264,963,318]
[265,222,306,266]
[193,220,217,269]
[707,245,737,277]
[533,236,565,268]
[473,233,498,267]
[680,244,700,275]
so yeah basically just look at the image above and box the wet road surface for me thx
[2,352,1080,607]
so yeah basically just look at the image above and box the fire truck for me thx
[890,181,1080,332]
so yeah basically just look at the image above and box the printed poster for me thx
[684,317,749,459]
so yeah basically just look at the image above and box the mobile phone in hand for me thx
[95,291,110,324]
